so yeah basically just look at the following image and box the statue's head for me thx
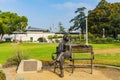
[63,34,70,42]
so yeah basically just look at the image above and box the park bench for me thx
[70,44,94,74]
[51,44,94,74]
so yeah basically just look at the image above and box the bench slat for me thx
[71,44,92,53]
[73,58,93,60]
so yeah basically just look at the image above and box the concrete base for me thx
[17,59,42,73]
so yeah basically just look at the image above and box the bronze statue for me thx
[51,34,72,77]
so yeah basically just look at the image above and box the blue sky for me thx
[0,0,120,31]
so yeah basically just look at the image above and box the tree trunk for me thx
[0,34,4,42]
[81,28,84,39]
[113,31,117,39]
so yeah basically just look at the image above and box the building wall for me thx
[3,32,63,43]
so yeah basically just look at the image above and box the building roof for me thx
[13,31,26,34]
[26,27,46,31]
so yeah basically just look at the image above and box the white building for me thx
[3,27,63,43]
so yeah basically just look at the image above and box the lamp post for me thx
[85,15,88,45]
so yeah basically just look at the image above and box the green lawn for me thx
[0,42,120,67]
[0,43,16,64]
[0,43,57,64]
[92,43,120,49]
[92,43,120,67]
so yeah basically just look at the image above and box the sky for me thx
[0,0,120,31]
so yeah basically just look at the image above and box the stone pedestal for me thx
[17,59,42,73]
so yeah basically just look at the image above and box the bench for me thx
[51,44,94,74]
[70,44,94,74]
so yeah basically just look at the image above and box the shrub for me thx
[0,70,6,80]
[4,52,29,68]
[117,36,120,41]
[48,35,53,40]
[92,37,114,44]
[88,32,95,40]
[70,35,81,42]
[53,35,58,39]
[106,37,114,43]
[93,38,106,44]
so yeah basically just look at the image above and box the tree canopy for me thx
[69,7,86,35]
[0,11,28,40]
[58,22,65,33]
[88,0,120,38]
[69,0,120,39]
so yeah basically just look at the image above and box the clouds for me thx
[0,0,119,29]
[52,0,120,11]
[52,2,94,11]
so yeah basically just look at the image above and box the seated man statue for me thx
[51,34,72,77]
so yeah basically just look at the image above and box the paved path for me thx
[1,64,120,80]
[3,68,12,80]
[0,64,12,80]
[94,64,120,70]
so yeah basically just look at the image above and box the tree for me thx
[0,11,28,41]
[110,3,120,39]
[88,0,120,38]
[96,0,108,8]
[18,16,28,31]
[69,7,86,36]
[88,0,111,37]
[70,0,120,39]
[58,22,65,33]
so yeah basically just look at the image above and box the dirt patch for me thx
[96,68,120,80]
[94,48,120,54]
[4,66,120,80]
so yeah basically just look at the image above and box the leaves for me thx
[70,0,120,39]
[58,22,65,33]
[88,0,120,38]
[0,11,28,40]
[69,7,86,35]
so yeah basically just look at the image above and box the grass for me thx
[94,53,120,67]
[0,43,57,64]
[91,43,120,49]
[0,42,120,67]
[0,43,16,64]
[19,43,57,60]
[91,43,120,66]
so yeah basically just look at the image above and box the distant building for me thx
[3,27,63,43]
[3,27,83,43]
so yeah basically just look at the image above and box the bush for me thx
[48,35,63,43]
[92,37,114,44]
[117,36,120,41]
[4,52,29,68]
[88,33,95,40]
[0,70,6,80]
[106,37,114,43]
[70,35,81,42]
[93,38,105,44]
